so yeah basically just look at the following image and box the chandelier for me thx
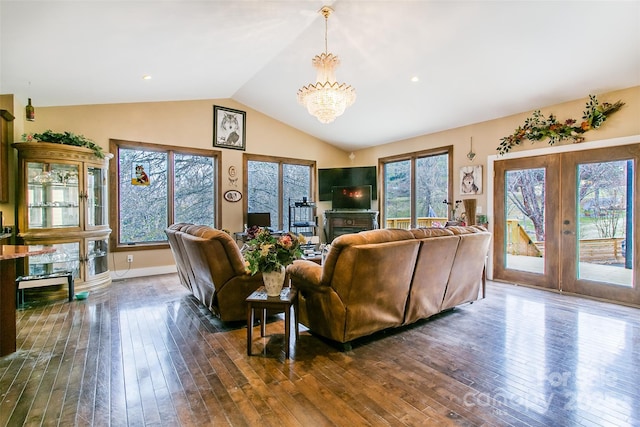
[297,6,356,124]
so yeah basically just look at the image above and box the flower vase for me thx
[262,266,286,297]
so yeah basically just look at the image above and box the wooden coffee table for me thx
[246,286,298,359]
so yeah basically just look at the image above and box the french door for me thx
[493,144,639,305]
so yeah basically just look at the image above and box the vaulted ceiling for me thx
[1,1,639,151]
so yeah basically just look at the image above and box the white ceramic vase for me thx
[263,265,286,297]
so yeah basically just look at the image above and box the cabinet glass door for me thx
[25,241,81,278]
[86,166,107,227]
[27,162,80,229]
[86,238,109,278]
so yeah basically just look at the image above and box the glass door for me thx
[560,146,638,304]
[26,161,80,230]
[494,144,639,305]
[26,241,81,279]
[493,155,560,290]
[86,238,109,279]
[86,166,107,228]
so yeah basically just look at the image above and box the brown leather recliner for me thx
[165,223,264,321]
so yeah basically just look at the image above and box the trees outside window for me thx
[110,139,219,250]
[245,155,314,231]
[506,161,630,242]
[381,147,451,228]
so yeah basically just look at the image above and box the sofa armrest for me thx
[287,260,331,293]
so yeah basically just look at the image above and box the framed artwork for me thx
[131,162,150,186]
[213,105,246,150]
[460,165,482,195]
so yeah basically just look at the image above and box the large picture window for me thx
[244,154,315,231]
[109,139,220,250]
[380,146,452,229]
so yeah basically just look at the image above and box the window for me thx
[109,139,220,250]
[380,146,452,229]
[244,154,315,231]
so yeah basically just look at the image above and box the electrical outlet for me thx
[127,254,134,263]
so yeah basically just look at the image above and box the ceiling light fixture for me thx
[467,137,476,161]
[297,6,356,124]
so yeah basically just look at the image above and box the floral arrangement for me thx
[22,130,105,159]
[497,95,625,155]
[244,228,305,274]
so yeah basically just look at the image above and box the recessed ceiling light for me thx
[142,75,152,80]
[411,76,419,83]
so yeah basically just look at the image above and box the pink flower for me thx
[278,234,293,249]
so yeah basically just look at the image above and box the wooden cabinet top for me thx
[12,142,112,166]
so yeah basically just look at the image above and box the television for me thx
[247,212,271,228]
[318,166,377,201]
[331,185,372,210]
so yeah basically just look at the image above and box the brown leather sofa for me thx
[165,223,264,321]
[287,226,491,346]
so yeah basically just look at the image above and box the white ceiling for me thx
[1,1,639,152]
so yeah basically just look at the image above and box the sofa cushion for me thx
[404,233,460,324]
[409,227,455,239]
[321,228,415,285]
[339,239,420,341]
[441,231,491,309]
[166,223,194,291]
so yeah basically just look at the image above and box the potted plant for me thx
[243,228,305,296]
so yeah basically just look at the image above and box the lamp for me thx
[297,6,356,124]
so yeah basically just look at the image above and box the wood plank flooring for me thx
[1,274,638,426]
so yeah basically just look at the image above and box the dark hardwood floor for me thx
[1,274,638,427]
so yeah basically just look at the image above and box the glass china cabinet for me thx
[13,142,113,291]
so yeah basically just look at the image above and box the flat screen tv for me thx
[318,166,376,201]
[331,185,372,210]
[247,212,271,228]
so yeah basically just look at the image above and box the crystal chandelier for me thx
[297,6,356,124]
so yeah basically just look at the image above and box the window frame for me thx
[379,145,453,228]
[109,139,221,252]
[243,153,316,230]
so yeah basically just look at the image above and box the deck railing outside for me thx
[385,217,448,229]
[386,217,624,264]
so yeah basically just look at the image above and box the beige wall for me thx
[17,98,346,274]
[2,86,638,277]
[354,86,640,218]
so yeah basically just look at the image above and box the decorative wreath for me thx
[497,95,625,155]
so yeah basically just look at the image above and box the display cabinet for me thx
[12,142,112,291]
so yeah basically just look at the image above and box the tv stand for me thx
[324,210,379,242]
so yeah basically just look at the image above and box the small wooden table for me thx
[246,286,298,359]
[0,245,56,356]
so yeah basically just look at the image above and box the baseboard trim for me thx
[111,265,177,281]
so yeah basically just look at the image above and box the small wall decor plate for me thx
[224,190,242,202]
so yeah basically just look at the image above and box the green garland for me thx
[497,95,625,155]
[22,130,105,159]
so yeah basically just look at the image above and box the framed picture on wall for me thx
[460,165,482,195]
[213,105,246,151]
